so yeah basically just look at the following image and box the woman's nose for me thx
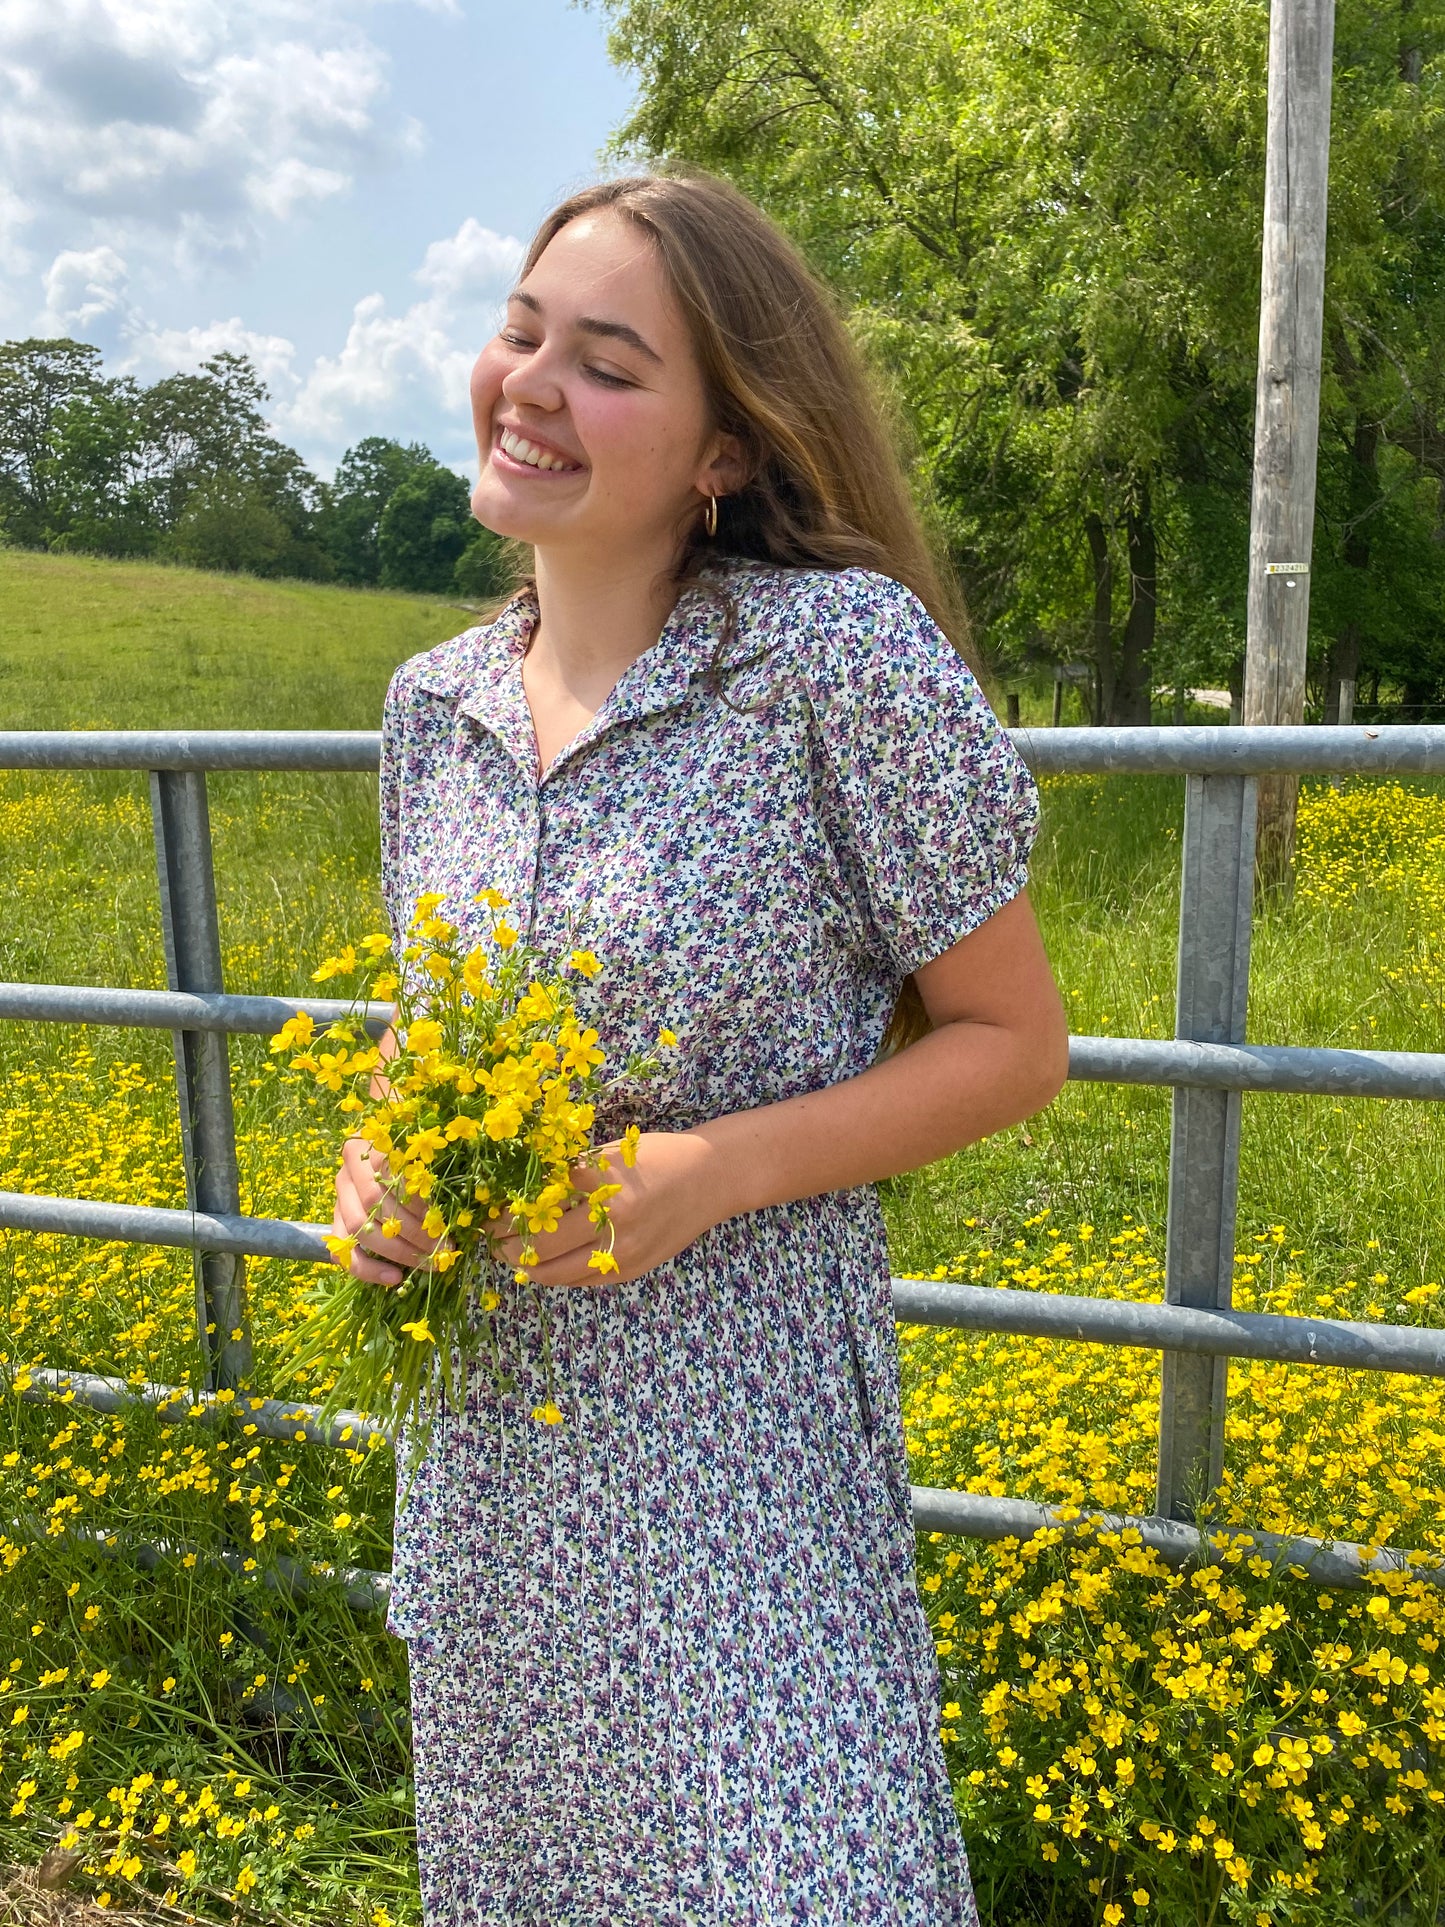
[501,353,564,412]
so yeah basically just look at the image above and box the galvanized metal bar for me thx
[2,724,1445,776]
[0,731,381,772]
[9,1205,1444,1375]
[59,1524,390,1616]
[0,982,393,1038]
[150,770,252,1391]
[891,1277,1445,1375]
[13,1365,387,1450]
[1013,723,1445,775]
[8,984,1444,1098]
[0,1189,328,1261]
[1158,775,1257,1520]
[909,1487,1445,1592]
[56,1498,1445,1610]
[1068,1034,1445,1099]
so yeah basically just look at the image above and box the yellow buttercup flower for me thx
[462,949,493,998]
[482,1097,525,1142]
[586,1182,623,1225]
[311,945,359,981]
[516,981,558,1024]
[268,1011,315,1053]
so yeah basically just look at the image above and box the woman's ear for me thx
[697,430,747,503]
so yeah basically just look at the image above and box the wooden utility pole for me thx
[1242,0,1336,889]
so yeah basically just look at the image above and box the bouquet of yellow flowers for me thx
[270,887,671,1464]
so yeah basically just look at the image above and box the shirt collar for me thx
[413,561,755,762]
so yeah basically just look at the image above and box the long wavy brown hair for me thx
[514,171,975,1054]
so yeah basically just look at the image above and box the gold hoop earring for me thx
[704,492,718,539]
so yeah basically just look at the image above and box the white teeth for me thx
[499,428,574,471]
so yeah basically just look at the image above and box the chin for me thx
[469,479,536,545]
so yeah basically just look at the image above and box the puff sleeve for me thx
[808,569,1040,979]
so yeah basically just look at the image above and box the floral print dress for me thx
[377,559,1039,1927]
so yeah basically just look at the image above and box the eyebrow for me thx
[509,287,663,366]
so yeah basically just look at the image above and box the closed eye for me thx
[499,325,636,389]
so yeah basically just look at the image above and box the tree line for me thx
[0,338,509,600]
[602,0,1445,721]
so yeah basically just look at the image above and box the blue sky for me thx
[0,1,637,475]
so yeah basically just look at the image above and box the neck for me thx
[530,544,683,699]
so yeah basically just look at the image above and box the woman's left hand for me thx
[491,1130,736,1286]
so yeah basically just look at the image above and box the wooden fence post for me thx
[1242,0,1336,890]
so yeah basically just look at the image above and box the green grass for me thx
[889,768,1445,1293]
[1,548,1444,1923]
[0,547,472,730]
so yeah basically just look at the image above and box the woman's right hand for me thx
[331,1136,445,1288]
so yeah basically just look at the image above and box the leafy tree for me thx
[377,464,475,593]
[0,339,111,547]
[43,378,156,558]
[0,338,338,577]
[164,475,291,576]
[599,0,1445,717]
[134,353,297,529]
[324,437,438,585]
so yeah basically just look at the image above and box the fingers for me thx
[492,1200,599,1268]
[522,1251,620,1288]
[342,1138,432,1240]
[493,1202,628,1289]
[332,1165,405,1286]
[333,1145,441,1286]
[566,1154,612,1195]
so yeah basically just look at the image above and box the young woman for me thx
[331,172,1068,1927]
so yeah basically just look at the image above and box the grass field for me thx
[1,548,1444,1923]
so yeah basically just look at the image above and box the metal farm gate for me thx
[2,723,1445,1613]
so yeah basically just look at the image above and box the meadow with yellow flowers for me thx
[1,550,1443,1923]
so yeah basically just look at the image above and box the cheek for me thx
[574,392,695,497]
[470,347,506,427]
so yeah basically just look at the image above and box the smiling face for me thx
[469,211,738,568]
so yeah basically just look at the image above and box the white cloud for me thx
[126,316,299,392]
[246,158,349,222]
[39,245,130,330]
[0,0,416,287]
[17,207,522,478]
[416,217,528,300]
[274,218,523,467]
